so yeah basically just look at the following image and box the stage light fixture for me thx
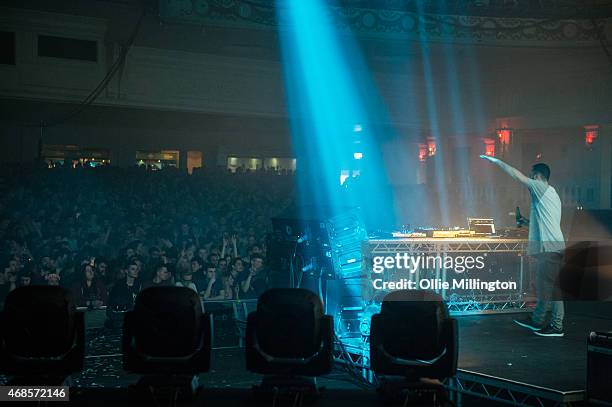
[123,286,212,401]
[0,286,85,385]
[246,288,333,402]
[370,290,457,404]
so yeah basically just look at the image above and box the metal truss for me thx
[447,299,528,315]
[362,238,529,315]
[333,338,375,383]
[333,342,369,368]
[365,238,528,254]
[446,371,585,407]
[446,292,529,314]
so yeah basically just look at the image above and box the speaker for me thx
[326,209,368,279]
[587,331,612,405]
[269,205,333,289]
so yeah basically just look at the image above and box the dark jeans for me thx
[531,252,564,330]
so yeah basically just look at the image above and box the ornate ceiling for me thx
[159,0,611,46]
[336,1,612,19]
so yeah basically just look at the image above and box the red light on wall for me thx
[418,144,427,162]
[496,128,511,146]
[483,138,495,157]
[427,138,437,157]
[584,125,599,147]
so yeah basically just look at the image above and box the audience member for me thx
[202,263,224,300]
[107,260,141,310]
[71,263,108,308]
[237,253,267,299]
[142,263,173,289]
[175,269,198,294]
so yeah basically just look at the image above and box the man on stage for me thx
[480,155,565,337]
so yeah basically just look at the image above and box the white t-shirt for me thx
[176,280,198,293]
[526,179,565,255]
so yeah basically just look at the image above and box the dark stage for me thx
[3,303,608,406]
[457,308,612,392]
[448,305,612,406]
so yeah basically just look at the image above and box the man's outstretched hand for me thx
[480,154,499,163]
[479,155,529,184]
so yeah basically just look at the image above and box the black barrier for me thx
[204,299,258,348]
[96,300,259,349]
[77,306,108,330]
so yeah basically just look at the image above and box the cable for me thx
[41,6,146,128]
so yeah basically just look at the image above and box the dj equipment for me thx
[468,218,496,235]
[587,331,612,405]
[393,217,498,239]
[500,227,528,238]
[393,229,475,239]
[432,230,475,238]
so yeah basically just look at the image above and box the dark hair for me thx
[81,262,95,274]
[204,263,216,271]
[532,163,550,181]
[80,263,97,284]
[250,253,264,262]
[164,263,175,274]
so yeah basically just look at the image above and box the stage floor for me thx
[457,310,611,392]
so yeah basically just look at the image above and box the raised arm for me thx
[220,237,227,258]
[231,235,238,258]
[480,155,531,186]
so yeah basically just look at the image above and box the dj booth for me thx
[270,207,531,317]
[362,237,529,315]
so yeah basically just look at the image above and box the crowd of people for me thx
[0,164,295,311]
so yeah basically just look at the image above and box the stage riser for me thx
[334,341,585,407]
[362,238,529,311]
